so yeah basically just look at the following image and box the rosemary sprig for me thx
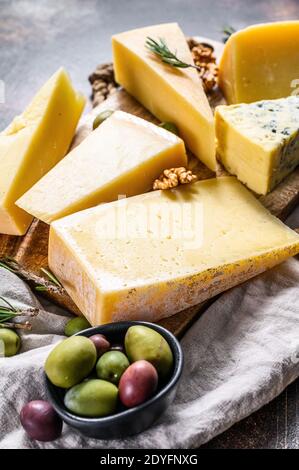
[0,296,40,330]
[145,37,201,71]
[0,257,19,273]
[0,258,64,295]
[222,25,236,43]
[36,268,63,291]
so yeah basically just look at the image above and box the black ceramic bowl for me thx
[45,320,183,439]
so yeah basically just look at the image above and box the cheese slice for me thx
[215,96,299,195]
[48,176,299,325]
[17,110,187,224]
[0,68,85,235]
[112,23,216,170]
[219,21,299,104]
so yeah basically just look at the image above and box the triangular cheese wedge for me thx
[17,111,187,224]
[0,68,85,235]
[112,23,216,170]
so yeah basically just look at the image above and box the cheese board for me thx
[1,35,299,338]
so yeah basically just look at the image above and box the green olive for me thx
[0,328,21,357]
[125,325,173,380]
[64,379,118,417]
[159,122,179,136]
[92,110,114,129]
[96,351,129,384]
[64,316,91,337]
[45,336,97,388]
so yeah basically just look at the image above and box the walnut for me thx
[153,167,198,190]
[92,93,106,107]
[88,63,118,107]
[187,38,219,93]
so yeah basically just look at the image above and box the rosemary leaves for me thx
[0,296,39,330]
[222,25,236,43]
[145,37,201,71]
[36,268,63,292]
[0,258,64,295]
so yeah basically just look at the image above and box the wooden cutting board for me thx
[1,37,299,338]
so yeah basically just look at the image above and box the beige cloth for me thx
[0,250,299,449]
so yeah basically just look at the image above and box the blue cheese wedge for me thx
[215,96,299,195]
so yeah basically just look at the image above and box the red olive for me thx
[119,360,158,408]
[20,400,62,442]
[89,334,110,357]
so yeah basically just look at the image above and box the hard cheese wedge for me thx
[219,21,299,104]
[215,96,299,195]
[112,23,216,170]
[48,176,299,325]
[0,68,85,235]
[17,110,187,224]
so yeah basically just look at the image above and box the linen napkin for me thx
[0,211,299,448]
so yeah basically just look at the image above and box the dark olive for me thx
[20,401,62,442]
[89,334,110,357]
[119,360,158,408]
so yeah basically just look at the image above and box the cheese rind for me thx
[0,68,85,235]
[17,111,187,224]
[219,21,299,104]
[48,177,299,325]
[112,23,216,170]
[215,96,299,195]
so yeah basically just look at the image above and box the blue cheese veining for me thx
[215,96,299,195]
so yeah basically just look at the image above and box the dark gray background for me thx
[0,0,298,448]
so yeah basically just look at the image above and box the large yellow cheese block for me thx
[0,68,85,235]
[112,23,216,170]
[17,110,187,224]
[48,176,299,325]
[215,96,299,195]
[219,21,299,104]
